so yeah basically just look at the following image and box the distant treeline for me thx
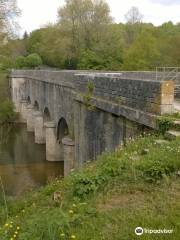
[0,0,180,70]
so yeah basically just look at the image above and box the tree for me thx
[57,0,112,65]
[23,31,28,39]
[124,7,143,45]
[125,6,143,24]
[15,55,26,69]
[123,31,160,70]
[25,53,43,69]
[0,0,20,37]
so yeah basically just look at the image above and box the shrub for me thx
[25,53,42,68]
[0,101,16,123]
[0,56,14,70]
[15,56,26,69]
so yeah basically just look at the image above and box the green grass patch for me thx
[0,135,180,239]
[157,113,180,134]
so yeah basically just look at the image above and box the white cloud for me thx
[149,0,180,5]
[17,0,180,35]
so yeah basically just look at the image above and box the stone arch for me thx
[57,117,74,175]
[34,100,39,111]
[43,107,51,122]
[57,117,69,143]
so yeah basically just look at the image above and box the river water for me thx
[0,123,63,197]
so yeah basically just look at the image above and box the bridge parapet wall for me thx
[11,70,77,88]
[75,73,174,115]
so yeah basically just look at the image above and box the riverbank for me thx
[0,134,180,239]
[0,71,16,125]
[0,71,9,100]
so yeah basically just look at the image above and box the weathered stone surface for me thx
[19,100,28,123]
[33,111,46,144]
[75,73,174,115]
[10,70,177,167]
[165,130,180,140]
[44,121,62,162]
[26,104,35,132]
[62,137,75,176]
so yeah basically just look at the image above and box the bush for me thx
[15,56,26,69]
[0,101,16,123]
[25,53,42,68]
[0,56,14,70]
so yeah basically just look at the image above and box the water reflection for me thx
[0,124,63,196]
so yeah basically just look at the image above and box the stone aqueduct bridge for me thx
[10,70,175,175]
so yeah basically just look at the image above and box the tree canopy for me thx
[0,1,180,70]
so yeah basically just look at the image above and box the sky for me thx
[17,0,180,35]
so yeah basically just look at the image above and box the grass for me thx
[157,113,180,134]
[0,134,180,239]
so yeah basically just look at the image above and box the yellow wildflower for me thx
[69,210,74,214]
[16,226,20,230]
[71,235,76,239]
[4,223,9,227]
[60,233,65,237]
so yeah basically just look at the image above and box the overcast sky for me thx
[17,0,180,34]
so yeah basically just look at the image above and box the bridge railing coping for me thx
[11,69,180,83]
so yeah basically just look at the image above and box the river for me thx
[0,123,63,197]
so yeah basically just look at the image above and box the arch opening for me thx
[34,101,39,111]
[43,107,51,122]
[57,118,69,143]
[27,96,31,104]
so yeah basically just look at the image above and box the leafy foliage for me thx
[15,56,26,69]
[25,53,42,69]
[0,100,16,123]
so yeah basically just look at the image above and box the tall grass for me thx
[0,176,8,221]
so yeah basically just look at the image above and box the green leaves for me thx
[24,53,42,69]
[0,100,16,123]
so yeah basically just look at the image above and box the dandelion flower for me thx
[71,235,76,239]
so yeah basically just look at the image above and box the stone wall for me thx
[10,70,175,172]
[75,73,174,115]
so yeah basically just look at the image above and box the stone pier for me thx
[27,105,35,132]
[44,121,60,161]
[62,137,75,176]
[10,70,176,173]
[34,111,46,144]
[20,100,28,123]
